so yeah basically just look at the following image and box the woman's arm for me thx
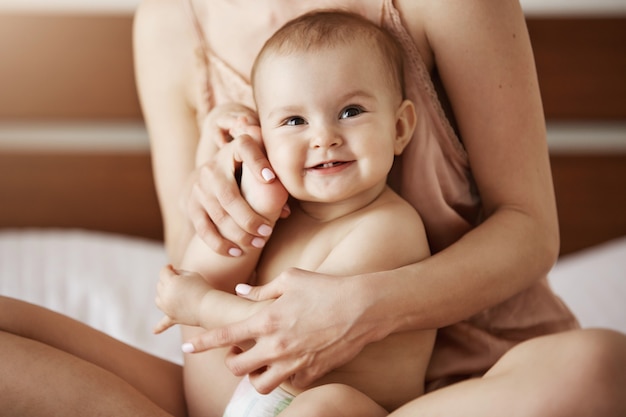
[193,189,432,392]
[179,0,559,392]
[134,0,201,264]
[135,1,282,263]
[390,0,558,327]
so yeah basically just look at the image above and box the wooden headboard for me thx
[0,13,625,255]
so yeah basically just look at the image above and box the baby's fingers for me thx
[229,116,262,143]
[153,315,176,335]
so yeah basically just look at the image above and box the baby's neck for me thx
[296,184,388,223]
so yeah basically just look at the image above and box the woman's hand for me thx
[181,269,389,394]
[185,112,288,257]
[154,265,211,334]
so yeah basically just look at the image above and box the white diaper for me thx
[223,376,294,417]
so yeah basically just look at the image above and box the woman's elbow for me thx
[535,210,560,276]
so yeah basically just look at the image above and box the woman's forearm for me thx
[357,205,559,334]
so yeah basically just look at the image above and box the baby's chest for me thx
[254,222,346,285]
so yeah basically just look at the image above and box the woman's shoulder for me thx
[134,0,198,62]
[134,0,200,101]
[388,0,433,69]
[135,0,188,32]
[391,0,524,71]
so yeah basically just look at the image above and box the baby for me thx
[155,10,435,417]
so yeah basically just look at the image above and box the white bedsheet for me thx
[0,229,181,364]
[548,237,626,333]
[1,229,624,367]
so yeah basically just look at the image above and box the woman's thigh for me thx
[390,329,626,417]
[0,296,186,416]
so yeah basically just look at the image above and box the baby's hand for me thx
[154,265,211,333]
[240,162,289,224]
[153,314,177,334]
[230,118,289,223]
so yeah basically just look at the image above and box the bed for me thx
[0,2,625,366]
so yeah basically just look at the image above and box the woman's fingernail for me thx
[235,283,252,295]
[181,343,195,353]
[261,168,276,182]
[228,248,243,257]
[251,237,266,248]
[257,224,273,237]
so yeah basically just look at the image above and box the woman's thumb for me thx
[235,280,282,301]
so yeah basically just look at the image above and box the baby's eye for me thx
[339,106,365,119]
[284,116,307,126]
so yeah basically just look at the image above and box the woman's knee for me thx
[570,329,626,401]
[496,329,626,416]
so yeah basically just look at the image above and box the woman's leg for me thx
[390,329,626,417]
[0,296,186,416]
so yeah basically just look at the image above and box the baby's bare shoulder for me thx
[315,189,429,275]
[363,188,425,233]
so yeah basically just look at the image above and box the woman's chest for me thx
[200,0,388,79]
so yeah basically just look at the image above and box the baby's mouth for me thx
[313,161,346,169]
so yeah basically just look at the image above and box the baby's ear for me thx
[393,99,417,155]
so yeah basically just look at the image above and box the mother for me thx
[1,0,625,416]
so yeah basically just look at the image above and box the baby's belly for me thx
[181,325,243,417]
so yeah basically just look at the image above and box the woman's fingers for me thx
[235,277,285,301]
[232,134,276,184]
[238,348,303,394]
[190,137,279,255]
[190,103,276,254]
[186,188,239,256]
[194,166,254,255]
[193,331,302,394]
[185,318,260,353]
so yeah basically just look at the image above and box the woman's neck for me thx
[203,0,380,79]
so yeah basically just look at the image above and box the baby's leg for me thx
[280,384,388,417]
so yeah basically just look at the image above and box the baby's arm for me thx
[154,265,267,334]
[155,135,288,331]
[185,119,288,278]
[182,154,288,291]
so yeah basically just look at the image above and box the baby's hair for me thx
[251,9,405,97]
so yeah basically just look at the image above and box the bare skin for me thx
[155,34,434,415]
[168,0,561,391]
[0,296,186,417]
[1,0,625,416]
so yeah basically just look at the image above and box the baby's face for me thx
[254,41,405,206]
